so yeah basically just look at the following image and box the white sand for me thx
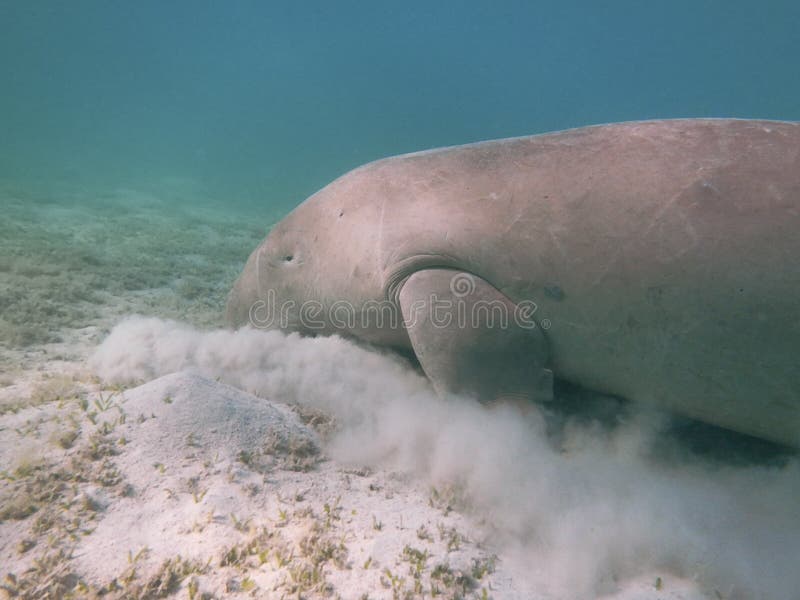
[0,372,515,598]
[0,370,710,599]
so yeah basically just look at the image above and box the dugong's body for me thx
[228,119,800,446]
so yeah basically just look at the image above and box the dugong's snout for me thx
[226,248,260,328]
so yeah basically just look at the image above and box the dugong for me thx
[228,119,800,446]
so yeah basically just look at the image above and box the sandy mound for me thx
[0,372,511,599]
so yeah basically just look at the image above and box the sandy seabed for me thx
[1,181,798,599]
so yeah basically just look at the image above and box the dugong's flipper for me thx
[398,269,552,404]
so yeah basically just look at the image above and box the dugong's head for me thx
[226,165,390,339]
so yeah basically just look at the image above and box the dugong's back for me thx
[374,120,800,445]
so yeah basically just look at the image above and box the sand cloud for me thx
[90,316,800,599]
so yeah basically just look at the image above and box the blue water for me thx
[2,1,798,211]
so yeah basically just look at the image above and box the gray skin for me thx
[227,119,800,447]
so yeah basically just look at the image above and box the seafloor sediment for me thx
[0,179,267,380]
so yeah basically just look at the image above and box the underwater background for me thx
[2,4,800,598]
[1,0,800,365]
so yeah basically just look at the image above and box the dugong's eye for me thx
[283,255,294,263]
